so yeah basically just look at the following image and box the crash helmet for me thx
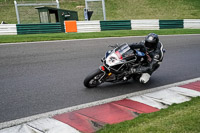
[144,33,159,49]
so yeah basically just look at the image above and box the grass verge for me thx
[0,29,200,43]
[97,96,200,133]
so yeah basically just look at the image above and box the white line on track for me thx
[0,34,200,46]
[0,77,200,129]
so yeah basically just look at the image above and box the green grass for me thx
[0,29,200,43]
[97,96,200,133]
[0,0,200,24]
[106,0,200,20]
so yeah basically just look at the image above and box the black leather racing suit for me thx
[128,41,164,75]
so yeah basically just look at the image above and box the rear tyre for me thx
[84,69,105,88]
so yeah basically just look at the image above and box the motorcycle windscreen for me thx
[115,44,134,60]
[106,44,134,66]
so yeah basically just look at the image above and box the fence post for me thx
[56,0,60,8]
[102,0,106,20]
[14,0,20,24]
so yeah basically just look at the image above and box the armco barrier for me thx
[131,20,159,30]
[16,23,63,34]
[100,20,131,31]
[77,21,101,33]
[1,19,200,35]
[184,19,200,29]
[159,20,184,29]
[0,24,17,35]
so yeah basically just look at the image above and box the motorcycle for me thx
[84,43,148,88]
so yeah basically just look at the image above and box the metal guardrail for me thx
[184,19,200,29]
[0,24,17,35]
[131,20,159,30]
[159,20,184,29]
[0,19,199,35]
[77,21,101,33]
[16,23,62,34]
[100,20,131,31]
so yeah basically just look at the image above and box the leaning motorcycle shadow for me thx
[85,79,157,91]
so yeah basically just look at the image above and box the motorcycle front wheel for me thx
[84,69,105,88]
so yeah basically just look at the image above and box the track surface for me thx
[0,35,200,123]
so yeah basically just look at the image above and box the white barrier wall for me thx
[76,21,101,33]
[0,24,17,35]
[184,19,200,29]
[131,19,159,30]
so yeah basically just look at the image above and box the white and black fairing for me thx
[84,43,147,88]
[100,43,146,82]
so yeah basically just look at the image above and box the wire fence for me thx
[14,0,58,24]
[86,1,104,20]
[87,1,103,20]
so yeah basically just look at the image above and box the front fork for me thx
[98,65,112,83]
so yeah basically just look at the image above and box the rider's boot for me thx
[139,73,151,83]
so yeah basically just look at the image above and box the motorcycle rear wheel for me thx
[84,69,105,88]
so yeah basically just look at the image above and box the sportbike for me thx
[84,43,149,88]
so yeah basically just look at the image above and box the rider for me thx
[128,33,164,83]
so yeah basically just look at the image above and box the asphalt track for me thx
[0,34,200,123]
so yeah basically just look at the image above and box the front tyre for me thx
[84,69,105,88]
